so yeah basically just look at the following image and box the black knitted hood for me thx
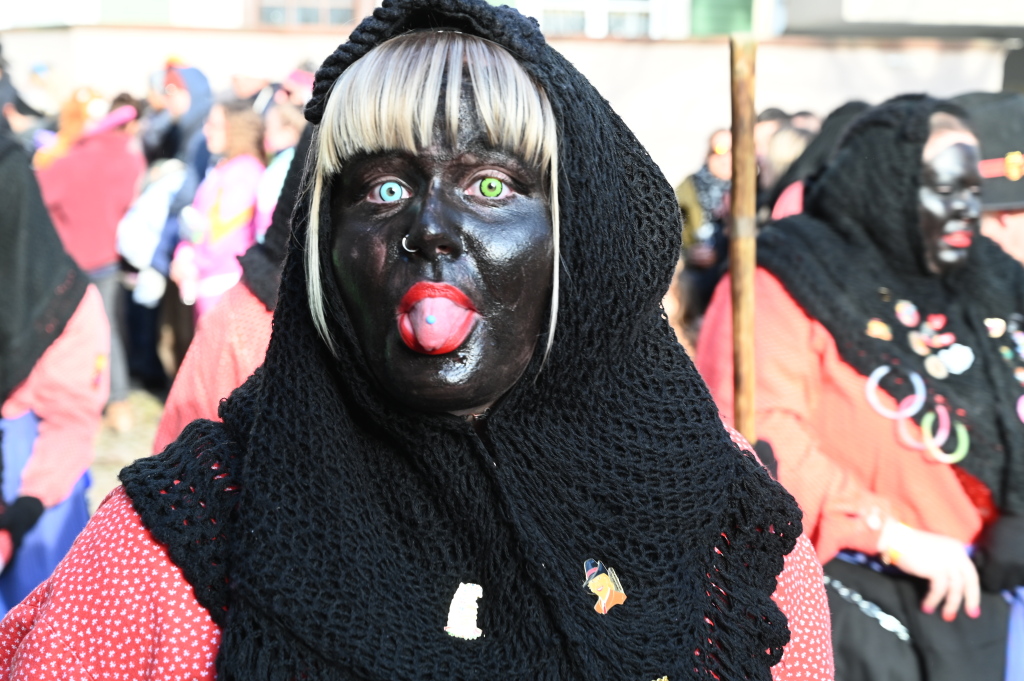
[760,94,1024,516]
[0,129,88,404]
[122,2,803,680]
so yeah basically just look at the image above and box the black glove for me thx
[0,496,44,554]
[972,514,1024,592]
[752,439,778,479]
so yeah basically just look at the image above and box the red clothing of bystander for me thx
[152,283,274,454]
[36,129,145,272]
[1,285,110,508]
[696,269,986,564]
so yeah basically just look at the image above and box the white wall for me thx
[551,36,1005,185]
[0,26,1007,187]
[0,0,103,30]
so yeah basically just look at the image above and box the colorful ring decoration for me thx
[866,366,926,420]
[897,400,950,451]
[921,411,970,464]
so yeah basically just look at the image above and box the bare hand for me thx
[879,520,980,621]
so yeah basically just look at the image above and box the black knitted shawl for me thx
[237,124,313,311]
[759,95,1024,516]
[0,129,88,405]
[121,2,803,679]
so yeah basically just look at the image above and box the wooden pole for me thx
[730,34,758,444]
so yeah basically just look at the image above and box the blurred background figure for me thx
[31,87,107,170]
[671,128,732,343]
[275,65,315,108]
[952,92,1024,264]
[154,126,311,453]
[231,72,277,116]
[35,95,146,433]
[0,117,109,614]
[767,101,871,219]
[760,124,814,196]
[254,101,304,242]
[170,99,264,319]
[754,107,789,191]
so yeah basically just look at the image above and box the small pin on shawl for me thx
[444,582,483,640]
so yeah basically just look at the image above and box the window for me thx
[260,4,287,24]
[255,0,356,27]
[296,6,320,23]
[690,0,752,36]
[329,7,354,23]
[608,11,649,39]
[543,10,585,36]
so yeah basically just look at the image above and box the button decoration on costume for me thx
[866,319,892,341]
[924,355,949,380]
[444,582,484,640]
[1015,367,1024,386]
[894,300,920,327]
[908,331,930,356]
[1001,346,1015,362]
[985,318,1007,338]
[926,314,947,331]
[583,559,627,615]
[937,343,975,375]
[865,366,927,420]
[1017,395,1024,424]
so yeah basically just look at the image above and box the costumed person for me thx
[0,124,109,615]
[36,100,146,432]
[0,4,833,680]
[952,92,1024,265]
[697,95,1024,681]
[254,101,306,242]
[767,101,870,220]
[152,125,312,454]
[170,100,265,319]
[674,128,732,337]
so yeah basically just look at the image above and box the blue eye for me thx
[378,181,405,202]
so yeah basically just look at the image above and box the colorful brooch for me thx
[583,559,627,615]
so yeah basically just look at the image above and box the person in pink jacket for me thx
[170,100,264,319]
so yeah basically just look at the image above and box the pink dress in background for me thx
[174,154,264,318]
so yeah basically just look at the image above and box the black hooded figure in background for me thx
[0,2,833,679]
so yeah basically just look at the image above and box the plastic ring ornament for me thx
[920,411,970,464]
[897,400,950,450]
[865,366,927,420]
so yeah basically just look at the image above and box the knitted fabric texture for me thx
[238,124,313,311]
[0,129,89,405]
[759,94,1024,516]
[121,2,803,679]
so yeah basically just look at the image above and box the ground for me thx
[88,389,164,512]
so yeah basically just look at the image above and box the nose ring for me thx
[401,235,417,253]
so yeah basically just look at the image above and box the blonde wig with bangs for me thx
[307,30,560,360]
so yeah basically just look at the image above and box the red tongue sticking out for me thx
[398,297,479,355]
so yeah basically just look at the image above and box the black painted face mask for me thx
[331,86,553,415]
[918,138,982,276]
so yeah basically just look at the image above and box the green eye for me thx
[479,177,503,198]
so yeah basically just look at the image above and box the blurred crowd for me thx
[1,50,311,432]
[666,100,1024,351]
